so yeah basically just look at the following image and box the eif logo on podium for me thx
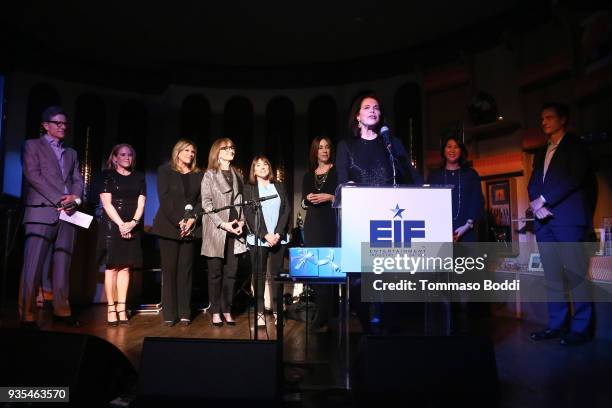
[370,204,425,248]
[340,185,452,273]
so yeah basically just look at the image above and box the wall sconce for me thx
[80,126,93,204]
[275,165,285,182]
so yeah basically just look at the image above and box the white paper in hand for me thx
[59,210,93,229]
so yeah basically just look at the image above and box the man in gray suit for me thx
[19,106,84,328]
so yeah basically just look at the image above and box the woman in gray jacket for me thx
[201,138,247,326]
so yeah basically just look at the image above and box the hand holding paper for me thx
[59,210,93,229]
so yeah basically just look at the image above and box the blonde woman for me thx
[151,139,203,326]
[97,144,146,326]
[201,138,247,326]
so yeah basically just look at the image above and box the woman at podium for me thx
[426,136,484,242]
[244,156,290,326]
[201,138,247,327]
[336,92,422,186]
[335,93,422,333]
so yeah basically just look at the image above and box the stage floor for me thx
[0,304,344,368]
[2,303,612,407]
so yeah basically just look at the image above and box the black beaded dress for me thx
[97,169,146,268]
[336,135,422,186]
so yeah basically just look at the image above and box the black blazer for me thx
[527,133,593,229]
[243,181,290,242]
[151,163,204,239]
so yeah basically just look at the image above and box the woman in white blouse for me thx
[243,156,290,326]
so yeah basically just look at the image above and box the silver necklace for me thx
[314,172,329,191]
[314,166,330,191]
[444,168,461,221]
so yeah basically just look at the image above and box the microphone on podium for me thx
[380,125,392,150]
[380,125,398,186]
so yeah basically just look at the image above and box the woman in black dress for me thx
[427,136,484,333]
[426,136,484,242]
[98,144,146,326]
[301,136,338,247]
[301,136,338,328]
[151,139,203,326]
[335,93,422,332]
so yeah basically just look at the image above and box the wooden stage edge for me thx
[0,304,324,370]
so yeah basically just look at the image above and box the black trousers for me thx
[250,244,285,314]
[159,238,196,322]
[206,237,239,314]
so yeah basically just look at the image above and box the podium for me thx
[339,184,452,272]
[288,184,453,389]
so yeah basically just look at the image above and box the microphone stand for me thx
[250,199,264,340]
[385,139,397,187]
[202,195,275,340]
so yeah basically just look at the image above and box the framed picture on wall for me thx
[486,179,512,230]
[528,253,544,272]
[490,182,510,205]
[483,174,519,256]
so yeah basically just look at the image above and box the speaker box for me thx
[137,337,279,405]
[0,329,136,406]
[354,335,498,406]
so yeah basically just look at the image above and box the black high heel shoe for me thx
[107,303,118,327]
[222,313,236,326]
[117,302,129,325]
[212,313,223,327]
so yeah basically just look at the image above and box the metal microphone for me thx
[380,125,392,149]
[181,204,196,237]
[182,204,194,222]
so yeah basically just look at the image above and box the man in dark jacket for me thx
[527,103,594,346]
